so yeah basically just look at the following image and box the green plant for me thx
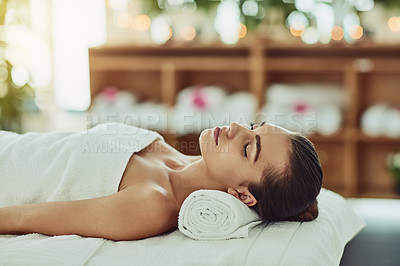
[143,0,400,32]
[375,0,400,9]
[0,0,35,132]
[0,47,34,132]
[142,0,295,31]
[386,151,400,182]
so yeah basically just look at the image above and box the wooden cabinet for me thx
[88,43,400,198]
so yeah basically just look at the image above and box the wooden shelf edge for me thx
[357,130,400,144]
[308,132,345,142]
[357,192,400,199]
[310,129,400,144]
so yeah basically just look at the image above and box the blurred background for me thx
[1,1,400,188]
[1,0,400,264]
[2,0,399,194]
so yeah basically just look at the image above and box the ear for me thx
[227,186,257,207]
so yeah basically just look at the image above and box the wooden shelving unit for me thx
[88,42,400,199]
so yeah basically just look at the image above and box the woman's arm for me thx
[0,204,23,235]
[0,187,177,241]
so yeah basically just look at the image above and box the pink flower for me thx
[102,86,119,104]
[192,86,207,110]
[293,102,309,114]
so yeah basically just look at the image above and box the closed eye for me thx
[243,143,249,157]
[250,121,266,130]
[243,123,255,157]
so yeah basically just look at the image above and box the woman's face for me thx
[199,122,291,188]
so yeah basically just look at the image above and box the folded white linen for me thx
[0,234,105,266]
[0,189,365,266]
[275,188,366,266]
[88,189,365,266]
[178,189,262,240]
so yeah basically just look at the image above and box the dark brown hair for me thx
[248,132,323,222]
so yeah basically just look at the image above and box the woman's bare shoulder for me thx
[118,186,179,236]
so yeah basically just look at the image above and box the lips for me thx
[214,127,221,145]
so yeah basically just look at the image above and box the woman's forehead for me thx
[259,122,292,135]
[257,123,291,169]
[272,124,292,134]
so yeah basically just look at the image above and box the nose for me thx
[228,122,251,139]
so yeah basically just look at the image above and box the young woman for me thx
[0,122,322,241]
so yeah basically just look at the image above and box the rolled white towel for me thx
[178,190,262,240]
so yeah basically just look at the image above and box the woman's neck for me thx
[167,156,227,210]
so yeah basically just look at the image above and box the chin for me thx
[198,130,206,154]
[199,129,213,155]
[199,128,211,141]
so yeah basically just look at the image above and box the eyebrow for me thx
[254,122,266,162]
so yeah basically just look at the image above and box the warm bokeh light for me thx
[388,16,400,32]
[167,27,173,41]
[11,66,30,87]
[105,0,112,8]
[215,1,241,44]
[349,24,363,39]
[301,26,318,44]
[151,15,172,44]
[331,26,344,41]
[181,25,196,41]
[116,13,131,28]
[107,0,128,10]
[239,23,247,38]
[132,14,151,31]
[290,22,305,37]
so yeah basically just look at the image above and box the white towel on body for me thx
[178,189,262,240]
[0,122,163,207]
[0,122,163,265]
